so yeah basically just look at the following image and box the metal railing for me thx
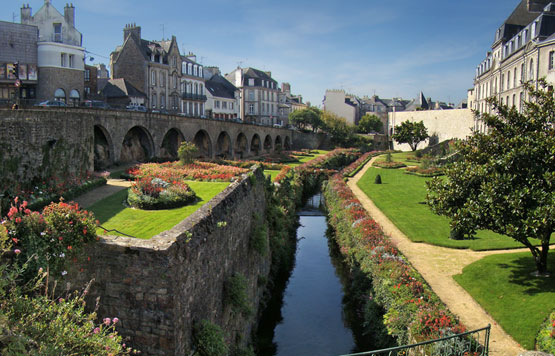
[340,325,490,356]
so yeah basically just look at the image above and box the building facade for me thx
[0,20,38,106]
[204,67,240,120]
[322,89,361,125]
[471,0,555,132]
[225,67,280,125]
[21,1,84,105]
[111,24,206,114]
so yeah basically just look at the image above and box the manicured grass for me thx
[264,169,282,181]
[375,151,422,166]
[357,167,537,250]
[288,150,329,167]
[454,251,555,349]
[89,181,229,239]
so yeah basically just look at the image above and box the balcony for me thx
[182,93,207,101]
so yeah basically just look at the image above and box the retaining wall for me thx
[67,168,270,355]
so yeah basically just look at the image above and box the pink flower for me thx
[14,249,21,254]
[93,327,100,334]
[103,317,111,325]
[112,317,119,324]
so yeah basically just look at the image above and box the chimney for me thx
[123,23,141,41]
[281,82,291,94]
[64,3,75,27]
[20,4,32,24]
[186,52,197,62]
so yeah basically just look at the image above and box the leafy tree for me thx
[321,111,356,146]
[426,80,554,275]
[178,141,198,164]
[288,107,323,132]
[392,120,429,151]
[357,114,383,134]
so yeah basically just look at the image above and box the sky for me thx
[4,0,520,106]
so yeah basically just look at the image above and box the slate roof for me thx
[102,78,146,98]
[242,67,277,85]
[205,74,237,99]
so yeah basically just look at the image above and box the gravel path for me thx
[73,178,131,209]
[348,156,526,356]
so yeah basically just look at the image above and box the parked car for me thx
[35,100,67,107]
[81,100,110,109]
[126,104,147,112]
[151,109,169,114]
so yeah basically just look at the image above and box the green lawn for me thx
[454,251,555,349]
[357,167,534,250]
[287,150,329,167]
[264,169,282,181]
[89,181,229,239]
[375,151,422,166]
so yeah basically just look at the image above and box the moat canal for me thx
[256,193,377,355]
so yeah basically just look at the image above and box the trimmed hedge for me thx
[373,161,407,169]
[323,161,465,345]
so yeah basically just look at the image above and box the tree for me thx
[178,141,198,164]
[392,120,429,151]
[357,114,383,134]
[426,80,554,275]
[288,107,323,132]
[321,111,356,146]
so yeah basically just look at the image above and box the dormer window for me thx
[199,66,203,77]
[532,22,537,38]
[53,23,62,42]
[193,65,198,76]
[248,78,254,86]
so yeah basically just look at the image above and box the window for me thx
[507,71,510,89]
[199,66,203,77]
[152,93,157,108]
[222,101,227,109]
[61,53,66,67]
[521,63,525,82]
[173,73,177,89]
[193,65,198,76]
[69,55,74,68]
[512,94,516,107]
[151,71,156,86]
[514,68,517,87]
[248,78,254,86]
[161,93,165,108]
[194,83,198,95]
[501,74,504,91]
[172,56,177,67]
[189,102,193,114]
[84,87,90,95]
[249,103,254,114]
[53,23,62,42]
[248,90,254,101]
[161,72,165,87]
[215,100,220,109]
[84,70,90,81]
[530,59,534,80]
[188,63,192,75]
[230,102,234,110]
[182,62,186,74]
[199,84,203,95]
[550,52,555,70]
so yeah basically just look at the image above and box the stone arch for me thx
[250,134,261,156]
[216,131,232,159]
[160,128,185,160]
[193,130,213,158]
[263,134,272,152]
[234,132,248,159]
[274,135,282,151]
[93,124,113,170]
[284,136,291,150]
[120,126,155,163]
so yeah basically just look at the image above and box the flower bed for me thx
[323,160,465,344]
[127,177,197,210]
[404,166,444,177]
[343,151,385,177]
[125,161,248,182]
[214,159,286,171]
[537,310,555,354]
[373,161,407,169]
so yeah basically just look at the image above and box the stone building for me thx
[0,20,38,107]
[101,78,146,108]
[204,67,240,120]
[20,1,84,105]
[322,89,361,125]
[110,24,206,114]
[471,0,555,132]
[225,67,280,125]
[277,82,305,126]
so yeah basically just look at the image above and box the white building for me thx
[21,0,84,104]
[322,89,360,125]
[204,68,240,120]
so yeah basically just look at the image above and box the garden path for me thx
[348,156,526,356]
[73,178,131,209]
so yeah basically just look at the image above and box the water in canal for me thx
[256,193,379,356]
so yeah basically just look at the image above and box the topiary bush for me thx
[178,141,198,165]
[374,174,382,184]
[193,320,228,356]
[127,177,197,210]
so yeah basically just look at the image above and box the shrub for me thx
[536,310,555,354]
[178,141,198,165]
[193,320,228,356]
[374,174,382,184]
[250,214,268,256]
[4,199,98,281]
[127,178,197,210]
[374,161,407,169]
[224,273,252,316]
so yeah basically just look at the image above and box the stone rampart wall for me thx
[67,168,269,355]
[388,109,474,151]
